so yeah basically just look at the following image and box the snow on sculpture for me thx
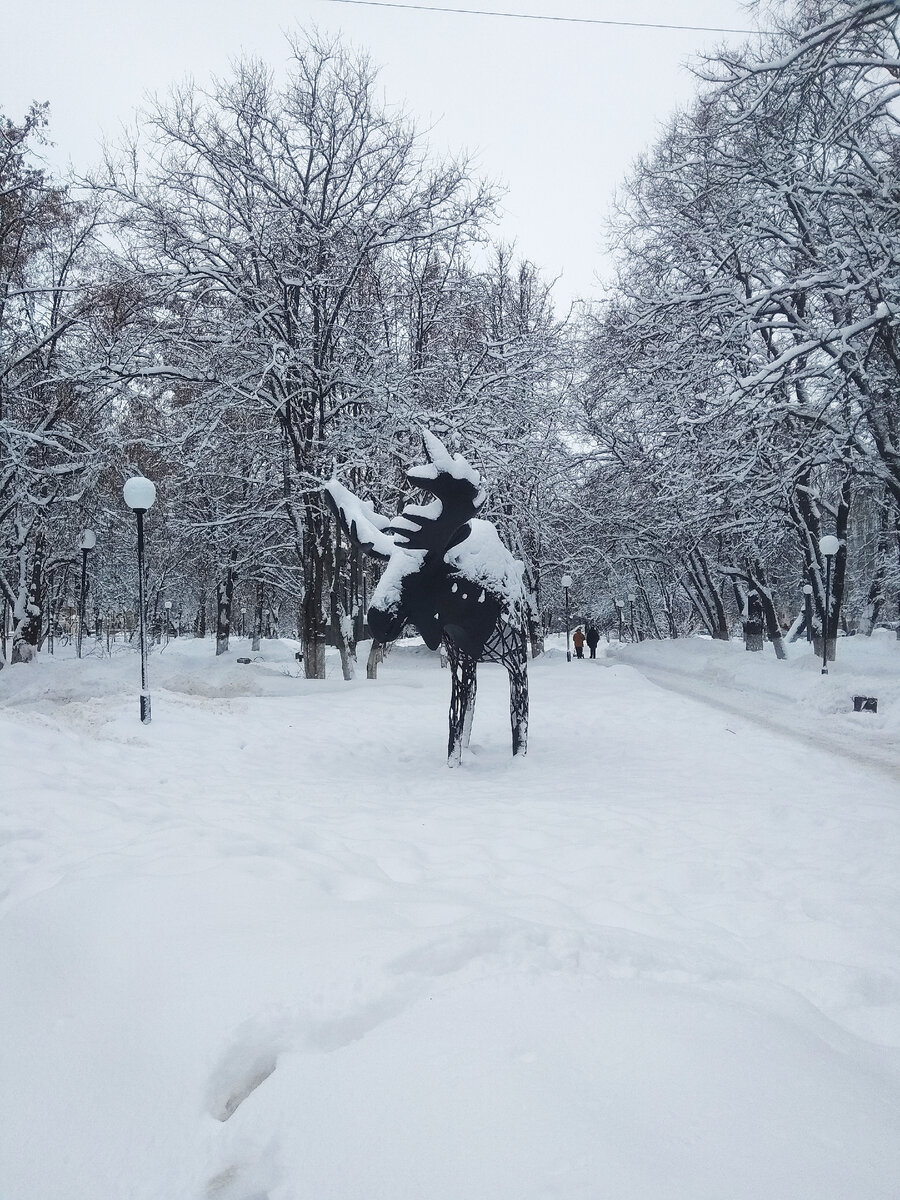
[325,432,528,766]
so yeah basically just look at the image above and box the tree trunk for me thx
[301,493,332,678]
[525,598,545,658]
[860,502,890,635]
[332,603,355,681]
[337,633,354,680]
[194,591,207,638]
[366,639,384,679]
[654,568,678,638]
[252,583,263,652]
[350,548,367,644]
[743,590,764,652]
[813,635,836,662]
[749,562,787,660]
[634,566,662,640]
[823,487,851,650]
[215,549,237,656]
[683,548,729,639]
[12,531,45,665]
[793,473,851,649]
[329,522,355,681]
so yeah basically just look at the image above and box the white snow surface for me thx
[445,518,526,606]
[2,631,900,1200]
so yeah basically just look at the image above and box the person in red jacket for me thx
[572,627,586,658]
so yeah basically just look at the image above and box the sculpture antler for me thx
[323,480,396,561]
[389,431,487,556]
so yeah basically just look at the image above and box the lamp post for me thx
[802,584,813,643]
[164,600,172,647]
[819,535,840,675]
[615,599,624,642]
[76,529,97,659]
[562,574,573,662]
[628,593,636,643]
[123,476,157,722]
[240,607,247,638]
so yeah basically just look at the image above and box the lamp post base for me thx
[140,695,152,723]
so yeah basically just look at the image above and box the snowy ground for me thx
[1,629,899,1200]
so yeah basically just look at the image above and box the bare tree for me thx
[99,31,496,677]
[0,105,115,663]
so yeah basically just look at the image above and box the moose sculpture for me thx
[324,432,528,766]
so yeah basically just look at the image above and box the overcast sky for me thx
[7,0,760,305]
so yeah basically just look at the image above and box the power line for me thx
[318,0,763,36]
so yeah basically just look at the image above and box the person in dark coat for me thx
[585,624,600,658]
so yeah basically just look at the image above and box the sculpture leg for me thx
[486,621,529,758]
[461,655,477,750]
[446,640,464,766]
[508,650,528,757]
[445,641,476,767]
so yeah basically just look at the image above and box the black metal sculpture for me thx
[325,433,528,766]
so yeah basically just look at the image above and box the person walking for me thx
[572,626,586,659]
[585,624,600,659]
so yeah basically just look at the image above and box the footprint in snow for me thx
[207,1033,280,1122]
[206,1159,271,1200]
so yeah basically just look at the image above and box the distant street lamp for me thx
[123,476,157,722]
[240,606,247,638]
[77,529,97,659]
[802,584,813,644]
[628,593,637,643]
[562,574,573,662]
[164,599,172,647]
[615,598,624,642]
[819,535,840,675]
